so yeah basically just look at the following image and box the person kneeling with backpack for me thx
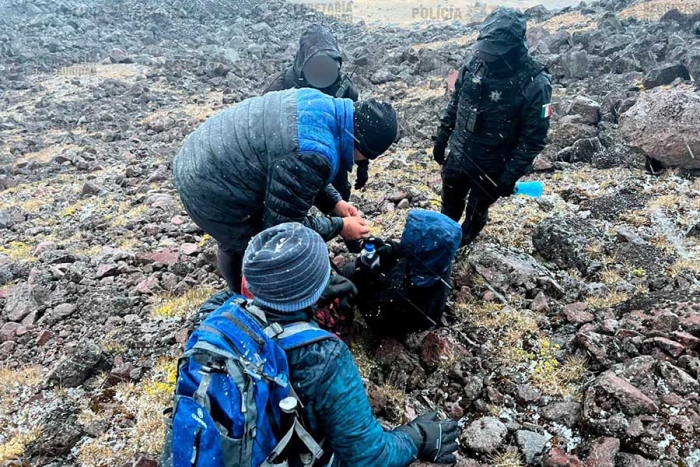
[162,222,459,467]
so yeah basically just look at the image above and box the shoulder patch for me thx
[541,103,553,119]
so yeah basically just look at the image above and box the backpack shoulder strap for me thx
[276,322,336,351]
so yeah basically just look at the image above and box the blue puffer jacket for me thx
[173,88,355,253]
[195,292,418,467]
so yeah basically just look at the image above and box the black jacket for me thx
[263,25,363,201]
[343,246,451,337]
[173,89,351,253]
[263,25,359,101]
[436,53,552,186]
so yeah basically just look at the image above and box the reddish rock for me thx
[420,330,467,371]
[585,437,620,467]
[643,337,686,358]
[658,361,700,395]
[531,291,550,312]
[0,322,21,342]
[96,263,118,278]
[565,302,595,324]
[33,241,57,256]
[5,282,39,322]
[14,325,28,337]
[21,310,37,326]
[36,330,52,346]
[615,453,656,467]
[175,327,191,345]
[596,372,659,415]
[171,215,186,225]
[0,287,9,299]
[179,243,200,256]
[546,447,584,466]
[136,276,160,295]
[671,331,699,350]
[149,249,179,266]
[649,311,680,332]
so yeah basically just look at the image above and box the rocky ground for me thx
[1,0,700,466]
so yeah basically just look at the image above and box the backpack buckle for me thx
[264,322,284,339]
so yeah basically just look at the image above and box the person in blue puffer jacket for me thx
[173,89,398,293]
[194,223,460,467]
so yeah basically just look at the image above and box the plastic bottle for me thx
[360,242,381,273]
[514,181,544,198]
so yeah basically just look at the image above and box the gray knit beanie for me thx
[242,223,331,313]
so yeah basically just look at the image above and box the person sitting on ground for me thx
[191,223,460,466]
[342,210,463,337]
[173,87,398,292]
[263,23,369,201]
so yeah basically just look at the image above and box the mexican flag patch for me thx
[541,103,553,119]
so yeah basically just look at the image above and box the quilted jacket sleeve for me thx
[264,152,344,241]
[314,183,343,215]
[294,339,418,467]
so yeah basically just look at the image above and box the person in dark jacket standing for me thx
[433,8,552,247]
[264,24,369,201]
[173,88,398,293]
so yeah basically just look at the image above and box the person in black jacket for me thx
[432,8,552,247]
[264,24,369,201]
[173,88,398,293]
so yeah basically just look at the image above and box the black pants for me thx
[217,247,244,293]
[441,165,501,246]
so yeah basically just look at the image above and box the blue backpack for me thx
[161,294,335,467]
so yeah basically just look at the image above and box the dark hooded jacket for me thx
[173,88,353,254]
[264,25,363,201]
[343,211,462,337]
[264,24,359,101]
[435,9,552,187]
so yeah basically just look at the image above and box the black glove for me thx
[395,411,459,464]
[493,178,516,198]
[355,160,370,190]
[318,274,357,308]
[432,135,447,166]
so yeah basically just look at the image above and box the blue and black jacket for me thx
[173,88,354,253]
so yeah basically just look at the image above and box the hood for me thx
[400,210,462,287]
[473,7,527,62]
[293,24,343,76]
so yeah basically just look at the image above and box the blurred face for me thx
[302,54,340,89]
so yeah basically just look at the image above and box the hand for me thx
[319,275,358,307]
[334,200,360,218]
[395,411,459,464]
[431,135,447,166]
[493,179,516,198]
[433,144,446,165]
[355,161,369,190]
[341,217,370,241]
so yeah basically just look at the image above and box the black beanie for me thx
[353,99,398,159]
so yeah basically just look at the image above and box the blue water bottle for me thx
[360,242,381,273]
[515,181,544,198]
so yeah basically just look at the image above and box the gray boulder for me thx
[619,88,700,169]
[642,63,690,89]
